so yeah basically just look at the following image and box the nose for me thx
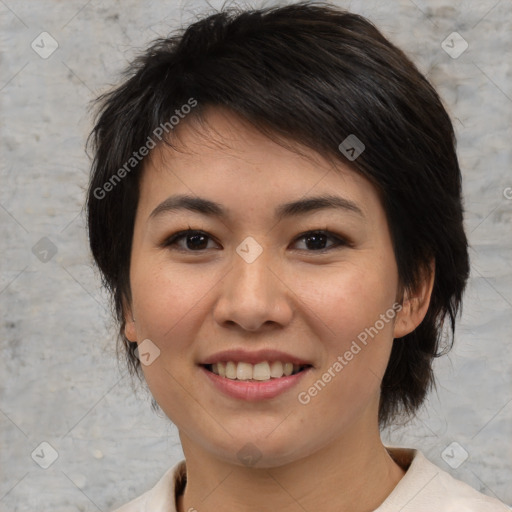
[212,247,293,333]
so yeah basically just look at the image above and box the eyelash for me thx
[162,228,350,254]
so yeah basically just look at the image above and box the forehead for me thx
[137,107,382,221]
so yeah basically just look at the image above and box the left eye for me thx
[292,230,347,252]
[163,230,347,252]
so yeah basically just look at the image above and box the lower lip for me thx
[200,366,311,401]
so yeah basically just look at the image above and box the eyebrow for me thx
[148,193,364,222]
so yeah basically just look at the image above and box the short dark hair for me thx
[86,1,470,427]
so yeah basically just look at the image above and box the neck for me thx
[176,423,405,512]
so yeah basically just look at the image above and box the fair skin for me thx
[124,108,434,512]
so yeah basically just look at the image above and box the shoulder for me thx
[109,460,186,512]
[379,447,509,512]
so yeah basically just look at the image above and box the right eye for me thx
[163,229,220,252]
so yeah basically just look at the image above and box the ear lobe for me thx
[393,261,435,339]
[124,319,137,342]
[122,299,137,342]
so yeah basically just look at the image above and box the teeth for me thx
[225,361,237,379]
[253,362,270,381]
[208,361,306,381]
[269,361,283,378]
[237,362,253,381]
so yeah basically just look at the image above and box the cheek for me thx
[293,263,397,395]
[130,260,216,340]
[295,262,397,343]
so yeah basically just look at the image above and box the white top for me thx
[111,447,509,511]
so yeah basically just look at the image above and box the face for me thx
[124,108,413,468]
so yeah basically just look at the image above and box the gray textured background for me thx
[1,0,511,510]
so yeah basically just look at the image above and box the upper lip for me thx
[200,349,313,366]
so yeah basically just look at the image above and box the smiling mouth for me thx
[202,361,312,382]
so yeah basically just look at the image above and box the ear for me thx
[393,260,435,339]
[122,298,138,342]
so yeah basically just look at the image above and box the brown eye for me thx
[292,231,347,252]
[164,230,218,251]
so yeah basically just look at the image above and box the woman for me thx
[86,2,508,510]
